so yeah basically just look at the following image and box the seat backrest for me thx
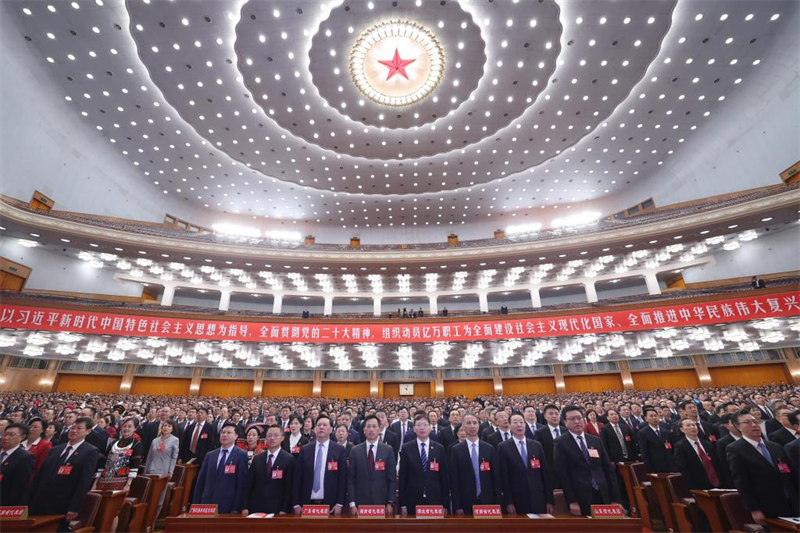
[666,474,692,501]
[129,475,152,502]
[552,490,569,515]
[171,464,186,486]
[75,492,102,530]
[629,462,648,486]
[720,492,757,531]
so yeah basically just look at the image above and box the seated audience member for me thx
[22,417,52,473]
[94,416,143,491]
[673,419,720,490]
[292,415,347,515]
[554,405,621,516]
[26,417,100,529]
[751,275,767,289]
[347,415,397,517]
[1,423,35,506]
[243,425,295,516]
[727,410,799,525]
[450,413,500,515]
[398,414,450,516]
[193,423,248,514]
[498,413,553,516]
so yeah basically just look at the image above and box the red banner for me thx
[1,291,798,344]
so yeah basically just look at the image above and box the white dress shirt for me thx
[61,439,85,462]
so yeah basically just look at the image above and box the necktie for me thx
[757,442,775,467]
[312,444,324,493]
[401,424,406,439]
[216,448,228,477]
[471,442,481,497]
[59,446,73,465]
[0,451,6,465]
[420,442,428,472]
[158,421,164,436]
[368,444,375,472]
[695,441,719,487]
[190,424,201,454]
[577,436,599,490]
[518,439,527,468]
[553,427,560,438]
[614,425,628,458]
[655,427,661,439]
[266,453,274,478]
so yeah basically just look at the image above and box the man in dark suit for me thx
[626,404,645,434]
[398,414,449,516]
[141,407,171,460]
[673,419,721,490]
[55,411,76,445]
[347,415,396,517]
[390,408,413,443]
[767,407,800,447]
[727,410,799,525]
[715,413,742,489]
[194,423,248,514]
[784,410,800,483]
[535,404,566,489]
[554,405,621,516]
[376,410,400,459]
[242,425,295,515]
[26,417,100,528]
[765,401,785,435]
[292,416,347,515]
[638,407,675,473]
[486,411,512,449]
[450,413,501,515]
[498,413,554,515]
[180,407,215,465]
[751,394,773,420]
[600,408,637,463]
[402,426,439,444]
[438,409,461,450]
[1,423,35,505]
[674,401,719,444]
[523,405,543,440]
[79,408,109,466]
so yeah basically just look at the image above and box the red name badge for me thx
[530,458,541,469]
[429,461,440,472]
[188,504,218,517]
[357,505,385,518]
[588,448,600,458]
[778,462,791,474]
[709,435,717,442]
[292,446,301,454]
[57,465,73,475]
[591,504,625,518]
[415,505,444,519]
[200,433,208,439]
[0,507,29,520]
[301,505,329,518]
[480,461,491,472]
[271,469,283,480]
[473,505,502,518]
[224,464,236,474]
[125,449,133,456]
[327,461,338,471]
[665,442,673,450]
[158,443,166,452]
[624,435,632,442]
[374,461,385,471]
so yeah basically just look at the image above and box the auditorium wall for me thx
[0,367,50,392]
[382,382,432,398]
[321,381,371,400]
[262,381,314,397]
[443,379,494,397]
[199,379,253,397]
[131,377,191,396]
[502,377,557,395]
[564,374,624,393]
[56,374,121,394]
[708,363,791,387]
[630,369,700,390]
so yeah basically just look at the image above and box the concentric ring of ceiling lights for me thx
[349,20,444,107]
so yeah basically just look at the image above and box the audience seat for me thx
[552,489,568,515]
[69,492,102,533]
[719,492,764,533]
[159,464,187,520]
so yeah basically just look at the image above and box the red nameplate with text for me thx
[0,507,29,520]
[187,504,218,517]
[357,505,385,518]
[301,505,329,518]
[473,505,502,518]
[591,504,626,518]
[2,290,796,343]
[416,506,444,519]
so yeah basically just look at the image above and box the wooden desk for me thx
[766,518,800,533]
[143,474,171,531]
[90,490,129,533]
[0,516,63,533]
[178,463,200,514]
[166,515,642,533]
[691,489,737,533]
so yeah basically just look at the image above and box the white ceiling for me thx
[4,0,796,230]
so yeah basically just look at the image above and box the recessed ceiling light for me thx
[761,217,773,222]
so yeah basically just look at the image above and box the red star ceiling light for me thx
[350,20,444,107]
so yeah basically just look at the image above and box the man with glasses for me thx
[242,425,294,516]
[727,410,798,525]
[554,405,621,516]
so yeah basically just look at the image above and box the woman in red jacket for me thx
[23,417,52,473]
[583,409,604,437]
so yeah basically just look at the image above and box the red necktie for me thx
[368,444,375,472]
[266,453,274,478]
[695,441,719,487]
[190,423,201,453]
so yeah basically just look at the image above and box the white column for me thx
[324,296,333,316]
[478,292,489,313]
[373,296,382,317]
[530,288,541,308]
[584,281,598,303]
[272,294,283,314]
[160,285,176,307]
[218,290,231,311]
[644,272,662,295]
[429,295,438,316]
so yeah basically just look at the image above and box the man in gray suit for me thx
[347,415,397,517]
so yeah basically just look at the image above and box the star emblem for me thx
[378,48,416,81]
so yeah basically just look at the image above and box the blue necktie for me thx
[553,427,560,438]
[757,442,774,466]
[577,436,599,490]
[216,448,228,477]
[518,439,528,468]
[420,442,428,472]
[312,444,324,493]
[471,442,481,497]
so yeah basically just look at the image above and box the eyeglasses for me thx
[565,416,584,422]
